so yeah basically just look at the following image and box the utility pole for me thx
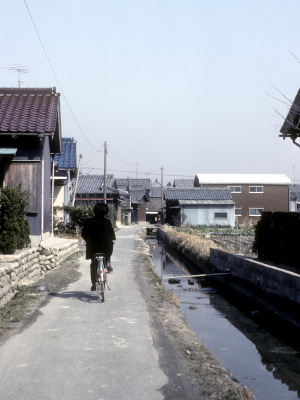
[103,142,107,203]
[72,154,83,206]
[133,163,139,186]
[161,166,164,224]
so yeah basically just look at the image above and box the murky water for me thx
[147,237,300,400]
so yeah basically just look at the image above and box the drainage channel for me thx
[147,237,300,400]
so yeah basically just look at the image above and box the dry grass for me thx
[161,225,221,263]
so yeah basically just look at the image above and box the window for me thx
[215,212,228,219]
[249,186,264,193]
[249,208,264,216]
[228,186,241,193]
[235,208,242,216]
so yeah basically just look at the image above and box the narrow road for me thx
[0,226,191,400]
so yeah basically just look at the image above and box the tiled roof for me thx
[0,88,60,133]
[53,137,77,169]
[173,179,194,188]
[115,178,151,190]
[164,188,234,201]
[76,175,117,194]
[130,189,149,203]
[280,88,300,140]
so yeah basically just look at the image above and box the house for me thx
[146,179,163,224]
[164,187,235,227]
[115,178,151,194]
[53,137,77,207]
[74,174,122,222]
[129,189,149,224]
[115,178,151,224]
[290,185,300,212]
[194,174,291,223]
[0,87,62,246]
[280,88,300,147]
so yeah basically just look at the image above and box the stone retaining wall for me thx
[0,239,79,307]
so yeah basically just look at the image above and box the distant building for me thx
[147,179,163,224]
[164,187,235,227]
[53,137,77,207]
[75,174,122,222]
[194,174,291,223]
[290,185,300,212]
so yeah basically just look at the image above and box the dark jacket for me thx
[82,216,116,260]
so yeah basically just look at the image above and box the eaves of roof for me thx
[280,88,300,139]
[179,200,235,206]
[0,87,61,153]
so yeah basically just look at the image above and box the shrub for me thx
[0,185,30,254]
[54,204,118,235]
[252,211,300,267]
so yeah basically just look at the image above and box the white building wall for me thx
[54,186,64,207]
[181,205,235,227]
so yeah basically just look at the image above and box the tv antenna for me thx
[1,65,29,87]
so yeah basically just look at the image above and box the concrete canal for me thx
[146,236,300,400]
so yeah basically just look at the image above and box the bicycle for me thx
[94,253,108,302]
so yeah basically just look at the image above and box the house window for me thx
[235,208,242,216]
[249,186,264,193]
[249,208,264,216]
[215,212,228,219]
[228,186,241,193]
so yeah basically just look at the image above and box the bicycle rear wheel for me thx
[99,281,105,302]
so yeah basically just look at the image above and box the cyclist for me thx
[82,202,116,291]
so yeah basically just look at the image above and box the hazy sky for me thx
[2,0,300,184]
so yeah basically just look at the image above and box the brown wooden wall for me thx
[4,163,38,213]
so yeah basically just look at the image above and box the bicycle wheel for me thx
[100,281,105,302]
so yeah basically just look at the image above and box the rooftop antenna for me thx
[1,65,29,87]
[292,165,296,185]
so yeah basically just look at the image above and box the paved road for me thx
[0,225,181,400]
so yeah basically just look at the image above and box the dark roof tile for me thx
[76,174,117,195]
[165,188,234,201]
[0,88,59,133]
[53,137,77,169]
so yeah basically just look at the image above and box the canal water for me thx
[147,237,300,400]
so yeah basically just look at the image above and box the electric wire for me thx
[23,0,101,153]
[23,1,196,183]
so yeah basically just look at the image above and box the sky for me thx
[2,0,300,184]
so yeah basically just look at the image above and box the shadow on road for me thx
[49,291,103,303]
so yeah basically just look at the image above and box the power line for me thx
[23,0,101,153]
[80,166,194,179]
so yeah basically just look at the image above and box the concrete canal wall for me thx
[158,228,300,329]
[0,239,79,307]
[210,248,300,306]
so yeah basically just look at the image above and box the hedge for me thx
[252,211,300,268]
